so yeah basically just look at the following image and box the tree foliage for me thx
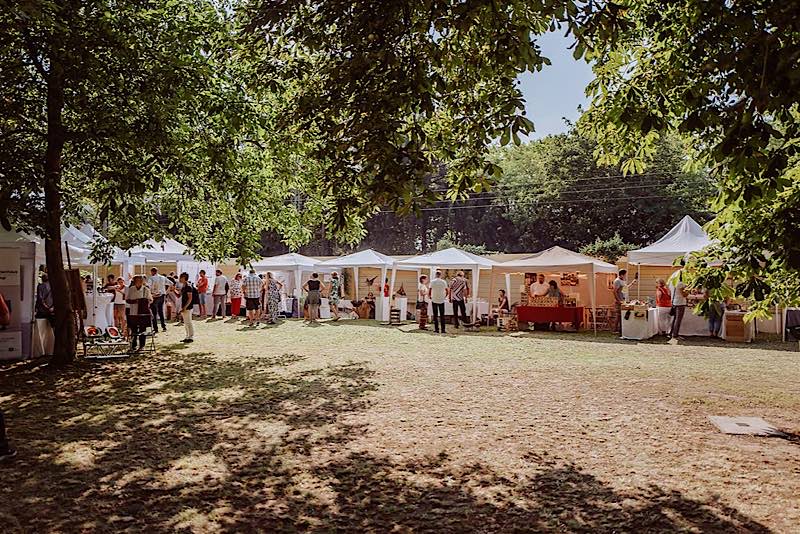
[240,0,581,229]
[573,0,800,314]
[579,233,635,264]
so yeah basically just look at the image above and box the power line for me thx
[380,194,673,213]
[432,181,678,200]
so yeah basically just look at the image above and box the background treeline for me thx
[278,129,713,258]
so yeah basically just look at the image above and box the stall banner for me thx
[0,247,20,285]
[0,247,22,330]
[0,330,22,360]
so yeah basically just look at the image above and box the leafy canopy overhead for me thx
[573,0,800,313]
[240,0,586,230]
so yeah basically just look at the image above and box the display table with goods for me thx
[719,310,755,342]
[621,303,659,340]
[516,297,584,331]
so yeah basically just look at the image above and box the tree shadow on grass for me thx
[0,345,771,532]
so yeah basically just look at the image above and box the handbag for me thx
[669,306,676,317]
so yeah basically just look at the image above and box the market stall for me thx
[252,252,323,317]
[322,249,416,321]
[494,246,617,334]
[621,304,659,340]
[398,247,496,322]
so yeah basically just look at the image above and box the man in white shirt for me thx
[429,270,449,334]
[211,269,229,319]
[669,269,689,340]
[530,273,549,298]
[147,267,170,333]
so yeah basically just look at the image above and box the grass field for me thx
[1,318,799,532]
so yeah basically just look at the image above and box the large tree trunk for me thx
[44,58,75,365]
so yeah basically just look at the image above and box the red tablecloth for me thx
[517,306,583,327]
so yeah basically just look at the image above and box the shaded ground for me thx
[1,319,798,532]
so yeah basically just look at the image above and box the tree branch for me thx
[0,127,46,141]
[19,26,49,80]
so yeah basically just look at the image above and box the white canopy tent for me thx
[321,248,414,321]
[398,247,497,321]
[128,238,194,263]
[494,246,618,334]
[628,216,712,266]
[251,252,321,299]
[627,215,714,299]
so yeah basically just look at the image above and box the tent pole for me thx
[637,263,641,300]
[92,262,98,326]
[591,263,597,336]
[472,267,480,323]
[353,266,359,301]
[488,268,495,319]
[379,265,387,321]
[505,273,511,305]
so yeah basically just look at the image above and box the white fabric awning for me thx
[251,252,319,271]
[321,248,396,268]
[495,246,617,274]
[628,215,713,266]
[398,247,496,269]
[129,238,194,262]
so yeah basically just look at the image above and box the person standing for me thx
[612,270,627,334]
[429,270,448,334]
[196,270,209,318]
[125,275,152,351]
[303,273,322,323]
[243,269,262,327]
[147,267,169,333]
[35,273,54,324]
[656,278,672,334]
[113,277,127,336]
[669,271,689,340]
[211,269,229,319]
[448,271,470,328]
[266,272,283,324]
[417,275,430,330]
[229,272,243,317]
[328,272,341,321]
[178,272,195,343]
[529,273,549,298]
[173,275,185,325]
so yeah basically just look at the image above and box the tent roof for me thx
[398,247,497,269]
[251,252,319,270]
[496,245,618,273]
[628,215,712,265]
[129,238,193,262]
[321,248,396,268]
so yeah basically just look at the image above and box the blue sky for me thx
[517,31,594,139]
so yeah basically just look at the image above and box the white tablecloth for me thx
[621,308,659,340]
[656,307,709,336]
[33,319,55,357]
[720,310,755,342]
[86,292,114,331]
[380,296,408,321]
[656,306,672,334]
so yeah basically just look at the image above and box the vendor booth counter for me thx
[622,306,755,342]
[516,306,584,330]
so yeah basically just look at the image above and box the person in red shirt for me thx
[656,278,672,308]
[196,270,209,318]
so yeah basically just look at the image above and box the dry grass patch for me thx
[0,318,798,532]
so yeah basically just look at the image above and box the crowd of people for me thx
[36,267,320,351]
[416,270,482,333]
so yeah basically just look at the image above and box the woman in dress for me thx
[266,272,283,324]
[656,278,672,335]
[229,272,244,318]
[328,272,341,321]
[303,273,322,323]
[416,275,429,330]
